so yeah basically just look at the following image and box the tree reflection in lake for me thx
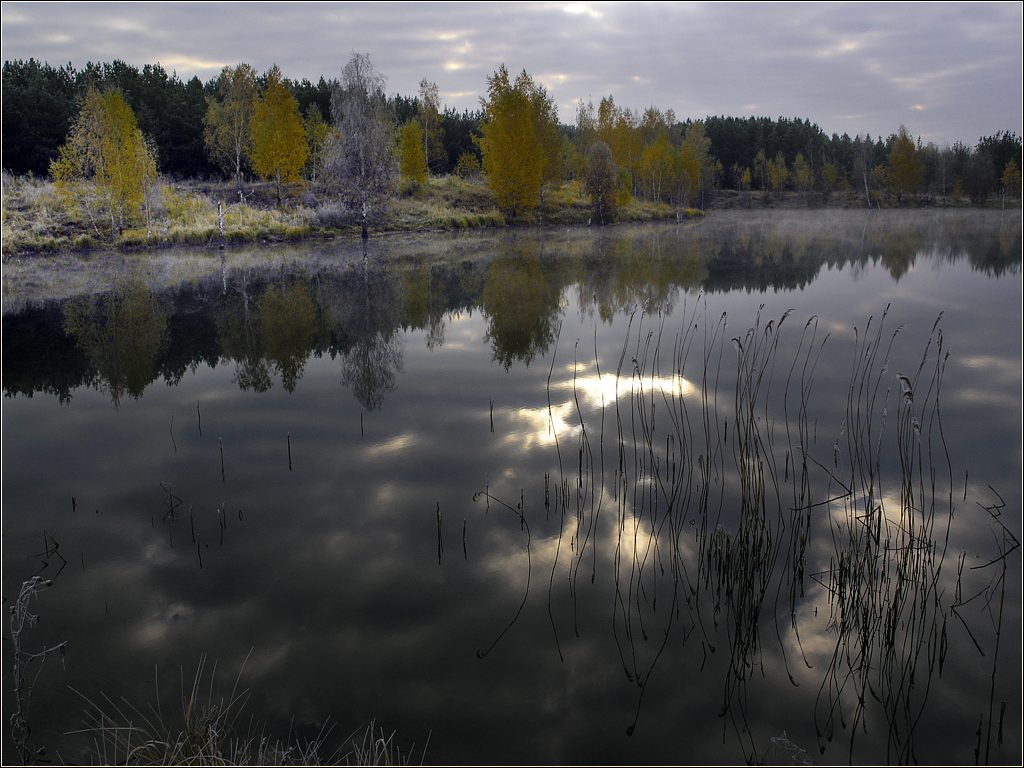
[216,272,272,393]
[6,211,1020,407]
[320,256,405,411]
[482,247,561,369]
[260,282,317,394]
[62,277,167,406]
[1,211,1020,765]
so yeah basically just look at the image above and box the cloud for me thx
[1,1,1019,143]
[156,55,229,74]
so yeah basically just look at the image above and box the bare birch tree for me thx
[418,78,446,173]
[327,53,396,238]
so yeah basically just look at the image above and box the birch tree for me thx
[584,140,618,223]
[327,53,396,238]
[399,119,428,189]
[887,125,922,203]
[303,104,331,187]
[477,65,558,221]
[250,65,308,204]
[51,86,157,237]
[204,63,257,192]
[418,78,445,173]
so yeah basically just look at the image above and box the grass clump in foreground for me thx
[68,654,427,766]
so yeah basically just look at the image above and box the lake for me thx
[2,209,1021,765]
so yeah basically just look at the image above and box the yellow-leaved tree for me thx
[638,133,676,202]
[477,65,558,222]
[51,86,158,238]
[398,120,428,190]
[597,96,641,195]
[250,66,308,204]
[887,125,922,203]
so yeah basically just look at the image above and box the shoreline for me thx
[3,208,1018,316]
[2,173,1019,260]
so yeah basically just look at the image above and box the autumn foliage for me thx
[477,66,558,221]
[250,65,308,203]
[51,86,157,236]
[399,120,428,189]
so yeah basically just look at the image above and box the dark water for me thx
[3,210,1021,765]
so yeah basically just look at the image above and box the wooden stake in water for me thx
[170,411,177,453]
[490,399,494,432]
[197,401,202,436]
[219,437,225,482]
[218,202,226,249]
[288,433,292,471]
[436,502,443,564]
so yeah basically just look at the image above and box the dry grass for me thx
[69,654,427,766]
[2,171,693,257]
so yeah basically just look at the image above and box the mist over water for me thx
[3,210,1021,765]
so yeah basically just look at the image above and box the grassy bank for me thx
[1,173,696,258]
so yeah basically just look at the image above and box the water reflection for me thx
[62,278,168,406]
[328,262,405,410]
[2,211,1021,765]
[4,211,1019,406]
[482,250,561,370]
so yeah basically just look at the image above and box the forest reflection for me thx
[3,213,1019,407]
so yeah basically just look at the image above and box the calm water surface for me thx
[3,210,1021,765]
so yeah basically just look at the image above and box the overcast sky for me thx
[2,2,1021,145]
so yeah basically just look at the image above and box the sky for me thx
[2,1,1021,145]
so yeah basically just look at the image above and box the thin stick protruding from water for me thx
[219,437,225,482]
[436,502,443,564]
[170,411,177,453]
[288,433,293,471]
[490,399,494,432]
[197,401,202,436]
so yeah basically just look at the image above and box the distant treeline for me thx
[2,59,481,180]
[3,57,1022,205]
